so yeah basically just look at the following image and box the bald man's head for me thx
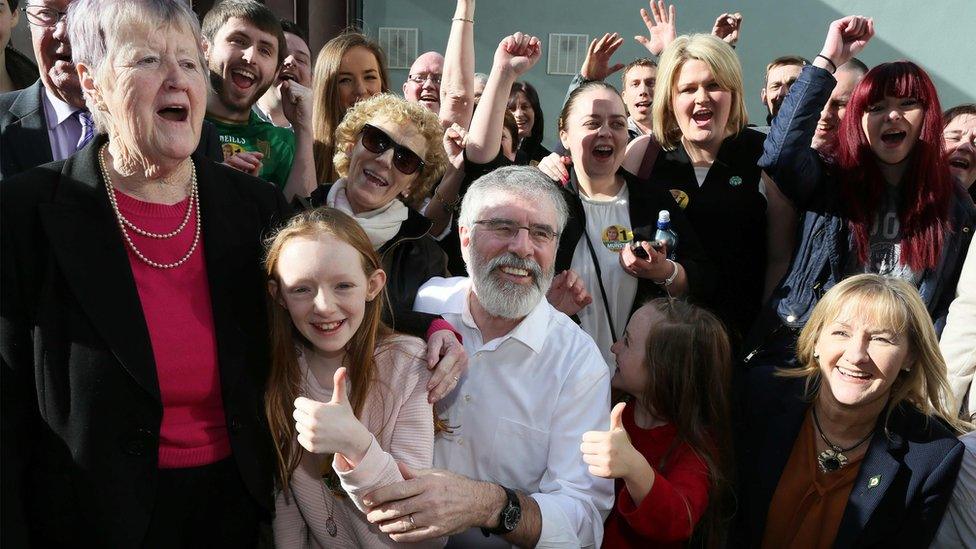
[403,51,444,112]
[812,58,869,154]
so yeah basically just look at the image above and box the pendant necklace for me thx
[320,473,339,537]
[812,406,874,473]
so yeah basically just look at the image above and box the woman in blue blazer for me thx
[733,274,967,548]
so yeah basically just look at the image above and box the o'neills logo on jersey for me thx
[220,135,247,145]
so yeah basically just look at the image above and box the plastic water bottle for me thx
[654,210,678,260]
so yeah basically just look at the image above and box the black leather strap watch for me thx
[481,485,522,537]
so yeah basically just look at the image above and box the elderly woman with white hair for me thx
[0,0,290,546]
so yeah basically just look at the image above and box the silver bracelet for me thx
[654,259,679,286]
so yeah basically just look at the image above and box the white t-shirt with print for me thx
[569,185,639,372]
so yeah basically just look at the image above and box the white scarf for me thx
[326,178,408,249]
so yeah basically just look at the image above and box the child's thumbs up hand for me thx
[609,401,626,430]
[579,402,638,479]
[294,367,372,465]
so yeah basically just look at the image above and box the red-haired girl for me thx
[745,16,975,365]
[264,208,442,548]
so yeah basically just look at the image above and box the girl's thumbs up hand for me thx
[293,367,372,465]
[579,402,638,478]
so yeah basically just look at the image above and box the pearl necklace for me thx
[98,145,201,269]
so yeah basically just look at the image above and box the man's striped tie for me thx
[76,110,95,151]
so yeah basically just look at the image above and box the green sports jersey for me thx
[207,111,295,190]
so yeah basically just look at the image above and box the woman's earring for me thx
[813,352,820,360]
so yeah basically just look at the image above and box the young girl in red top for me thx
[581,298,733,548]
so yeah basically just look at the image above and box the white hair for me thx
[67,0,208,130]
[457,166,569,234]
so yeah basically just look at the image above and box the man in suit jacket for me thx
[0,0,221,180]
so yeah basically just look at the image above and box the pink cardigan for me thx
[273,335,444,548]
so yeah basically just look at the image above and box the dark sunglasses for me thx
[359,124,425,176]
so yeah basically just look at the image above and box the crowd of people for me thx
[1,0,974,547]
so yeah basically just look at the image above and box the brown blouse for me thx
[761,409,865,549]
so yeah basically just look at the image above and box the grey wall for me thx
[363,0,976,150]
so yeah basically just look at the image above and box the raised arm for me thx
[557,33,626,118]
[634,0,677,57]
[280,80,317,200]
[465,33,542,164]
[759,16,874,208]
[711,12,743,48]
[438,0,477,129]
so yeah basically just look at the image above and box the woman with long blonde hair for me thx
[311,32,389,184]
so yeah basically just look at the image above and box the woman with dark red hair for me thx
[743,15,976,366]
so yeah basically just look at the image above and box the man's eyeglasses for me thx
[23,5,68,27]
[473,219,558,244]
[407,73,442,85]
[359,123,426,176]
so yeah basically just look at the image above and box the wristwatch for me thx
[481,485,522,537]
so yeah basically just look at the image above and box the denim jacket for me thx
[745,66,975,360]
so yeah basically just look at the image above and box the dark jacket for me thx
[732,365,964,548]
[309,184,447,337]
[0,80,224,180]
[4,45,38,92]
[555,169,717,320]
[0,134,291,547]
[515,139,551,166]
[746,66,976,363]
[649,128,768,343]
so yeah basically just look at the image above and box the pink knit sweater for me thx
[117,190,230,469]
[273,335,444,548]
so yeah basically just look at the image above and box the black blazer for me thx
[0,80,224,180]
[1,134,292,547]
[732,365,964,548]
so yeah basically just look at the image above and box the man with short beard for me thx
[201,0,310,197]
[363,166,613,547]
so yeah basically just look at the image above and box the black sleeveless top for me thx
[647,128,768,343]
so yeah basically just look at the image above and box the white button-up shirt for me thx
[414,277,614,548]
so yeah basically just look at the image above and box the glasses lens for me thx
[392,148,422,175]
[361,124,423,176]
[360,124,391,155]
[26,6,59,26]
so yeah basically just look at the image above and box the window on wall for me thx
[548,33,589,76]
[379,27,419,70]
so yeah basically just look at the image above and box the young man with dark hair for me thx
[619,57,657,138]
[254,19,311,129]
[761,55,808,123]
[202,0,314,200]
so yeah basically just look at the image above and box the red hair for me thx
[835,61,953,272]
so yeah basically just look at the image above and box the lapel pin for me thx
[868,475,881,489]
[729,175,742,187]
